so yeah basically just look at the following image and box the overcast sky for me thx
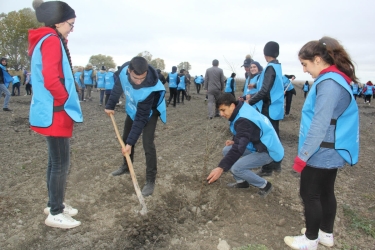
[2,0,374,82]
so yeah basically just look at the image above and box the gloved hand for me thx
[293,156,306,173]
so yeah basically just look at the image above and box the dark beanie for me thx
[101,66,106,70]
[263,41,279,58]
[33,0,76,26]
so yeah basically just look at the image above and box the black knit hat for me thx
[33,0,76,26]
[263,41,279,58]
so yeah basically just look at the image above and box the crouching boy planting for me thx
[206,93,284,196]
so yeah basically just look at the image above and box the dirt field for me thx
[1,81,374,250]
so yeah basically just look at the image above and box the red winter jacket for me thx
[28,27,73,137]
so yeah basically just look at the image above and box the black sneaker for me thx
[111,165,130,176]
[258,182,273,197]
[227,181,250,188]
[256,169,273,177]
[141,182,155,197]
[3,108,12,111]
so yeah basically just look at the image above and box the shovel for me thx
[109,113,148,216]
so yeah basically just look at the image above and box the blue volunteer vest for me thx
[253,63,284,120]
[12,76,20,84]
[119,66,167,123]
[230,103,284,161]
[178,75,186,90]
[0,64,13,88]
[244,74,261,95]
[351,84,358,95]
[96,71,106,88]
[105,72,115,90]
[303,84,309,92]
[282,75,294,91]
[195,76,203,84]
[168,72,178,88]
[83,69,93,85]
[74,71,83,88]
[299,72,359,165]
[364,85,374,95]
[225,77,236,92]
[29,34,83,127]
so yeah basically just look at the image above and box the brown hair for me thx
[298,36,358,83]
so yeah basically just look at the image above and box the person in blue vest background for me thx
[350,81,359,100]
[240,61,263,102]
[29,0,83,229]
[80,63,95,101]
[74,66,85,101]
[302,80,310,98]
[96,65,107,106]
[284,36,359,250]
[105,56,167,197]
[166,66,180,107]
[11,75,21,96]
[156,69,166,84]
[24,71,33,95]
[224,73,236,97]
[362,80,374,104]
[104,68,115,105]
[283,74,296,116]
[194,75,204,94]
[206,93,283,197]
[248,41,284,177]
[0,57,13,111]
[177,69,189,104]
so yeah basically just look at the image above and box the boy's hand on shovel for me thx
[122,145,132,156]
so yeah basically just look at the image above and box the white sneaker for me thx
[45,213,81,229]
[44,203,78,216]
[301,228,334,247]
[284,234,318,250]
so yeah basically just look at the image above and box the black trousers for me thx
[26,83,32,95]
[284,91,293,115]
[195,84,201,94]
[122,112,159,182]
[300,166,338,240]
[177,89,187,103]
[168,88,177,106]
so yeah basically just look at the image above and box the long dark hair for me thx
[298,36,358,83]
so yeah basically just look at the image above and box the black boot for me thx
[141,181,155,197]
[111,164,130,176]
[257,161,282,177]
[227,181,250,188]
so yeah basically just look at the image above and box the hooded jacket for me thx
[105,62,164,146]
[28,27,75,137]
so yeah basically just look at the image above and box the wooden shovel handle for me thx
[109,113,148,215]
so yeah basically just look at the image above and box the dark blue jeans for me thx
[122,111,159,182]
[46,137,70,215]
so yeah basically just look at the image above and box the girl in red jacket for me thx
[29,0,83,229]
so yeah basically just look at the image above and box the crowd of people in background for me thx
[0,1,368,249]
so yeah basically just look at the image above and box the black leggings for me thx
[365,95,372,103]
[300,166,338,240]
